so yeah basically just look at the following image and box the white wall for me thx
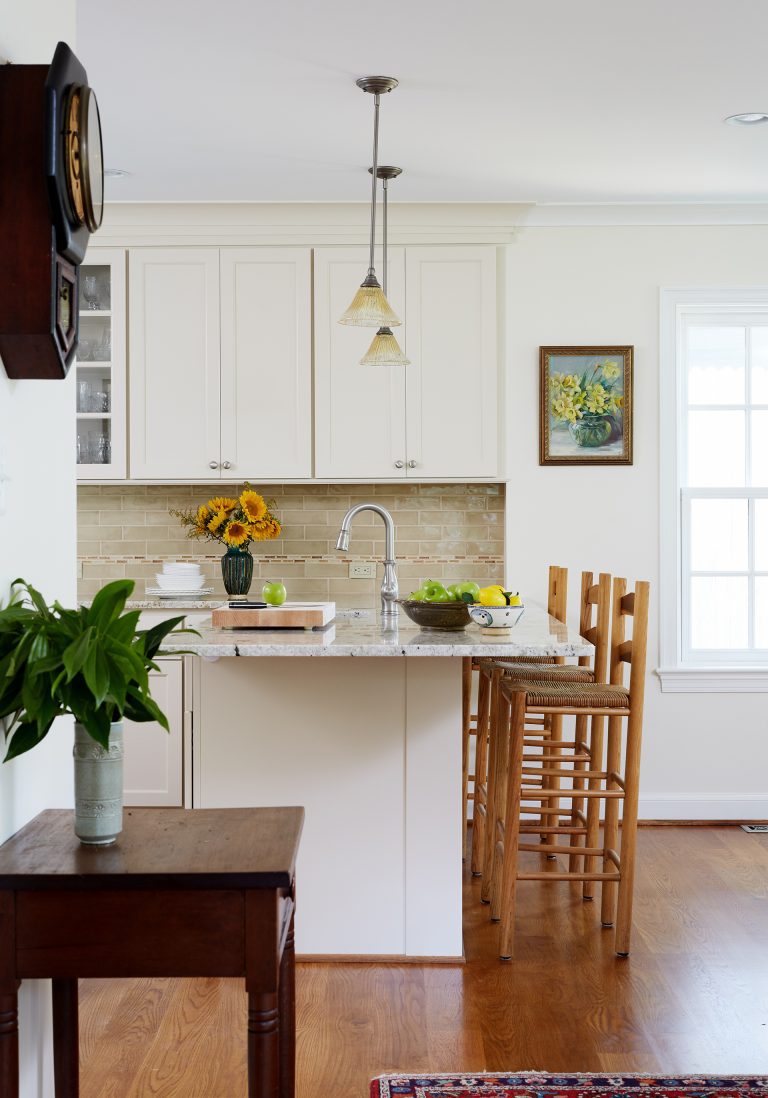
[0,6,77,1096]
[505,223,768,819]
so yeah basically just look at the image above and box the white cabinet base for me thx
[195,656,463,959]
[123,658,183,807]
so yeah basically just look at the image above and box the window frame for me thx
[659,287,768,692]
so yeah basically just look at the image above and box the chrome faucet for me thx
[335,503,399,617]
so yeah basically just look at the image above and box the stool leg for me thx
[462,658,472,860]
[480,671,502,905]
[582,714,605,900]
[568,713,589,872]
[600,714,623,926]
[0,983,19,1098]
[498,690,527,960]
[249,991,280,1098]
[278,920,296,1098]
[615,705,643,956]
[52,979,79,1097]
[470,668,491,877]
[485,678,511,916]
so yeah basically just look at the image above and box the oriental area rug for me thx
[370,1074,768,1098]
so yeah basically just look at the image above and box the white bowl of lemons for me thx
[468,586,524,630]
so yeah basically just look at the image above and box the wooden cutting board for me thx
[211,601,336,630]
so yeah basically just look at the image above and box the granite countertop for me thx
[160,604,594,659]
[126,598,224,610]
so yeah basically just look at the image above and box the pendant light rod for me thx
[369,165,402,297]
[356,77,398,286]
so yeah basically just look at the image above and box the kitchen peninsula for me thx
[164,606,593,960]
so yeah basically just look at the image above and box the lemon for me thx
[478,586,507,607]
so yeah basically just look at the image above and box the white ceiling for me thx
[77,0,768,204]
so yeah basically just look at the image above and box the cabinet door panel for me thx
[123,658,183,807]
[129,249,220,479]
[220,248,312,479]
[405,247,498,478]
[314,247,406,479]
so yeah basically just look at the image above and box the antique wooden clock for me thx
[0,42,103,379]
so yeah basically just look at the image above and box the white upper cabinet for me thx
[405,247,498,478]
[314,247,407,479]
[220,248,311,479]
[314,245,498,479]
[129,249,221,479]
[129,247,312,480]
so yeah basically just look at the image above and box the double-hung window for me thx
[660,289,768,691]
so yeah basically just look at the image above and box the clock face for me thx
[64,84,104,234]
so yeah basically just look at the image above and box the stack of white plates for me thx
[147,562,213,599]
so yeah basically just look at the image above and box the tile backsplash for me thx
[77,483,505,607]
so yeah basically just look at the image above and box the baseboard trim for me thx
[297,953,466,965]
[638,794,768,820]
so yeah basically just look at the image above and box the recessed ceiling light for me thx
[724,113,768,126]
[104,168,132,177]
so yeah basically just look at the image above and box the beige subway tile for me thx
[77,579,103,598]
[256,562,307,579]
[304,560,348,578]
[281,540,330,555]
[78,525,123,543]
[332,593,378,610]
[279,508,324,524]
[77,511,102,528]
[283,579,330,599]
[123,525,166,542]
[329,578,375,596]
[302,496,349,510]
[99,541,148,556]
[326,507,375,525]
[82,562,127,579]
[146,511,175,526]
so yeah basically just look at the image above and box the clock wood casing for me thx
[0,42,103,380]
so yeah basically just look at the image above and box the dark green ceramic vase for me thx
[221,545,253,597]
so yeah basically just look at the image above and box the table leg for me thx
[52,978,79,1097]
[248,991,279,1098]
[278,920,296,1098]
[0,982,20,1098]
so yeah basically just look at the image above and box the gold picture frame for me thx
[540,345,633,466]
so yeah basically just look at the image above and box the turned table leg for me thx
[52,978,79,1097]
[0,983,20,1098]
[248,991,279,1098]
[278,920,296,1098]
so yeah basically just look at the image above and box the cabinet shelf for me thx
[79,309,111,317]
[76,412,112,420]
[76,361,112,369]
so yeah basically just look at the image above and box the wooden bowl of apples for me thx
[397,580,477,630]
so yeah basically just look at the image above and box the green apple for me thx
[262,581,287,606]
[456,581,481,600]
[409,588,428,601]
[446,583,463,600]
[422,580,451,603]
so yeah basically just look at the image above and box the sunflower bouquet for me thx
[171,485,281,551]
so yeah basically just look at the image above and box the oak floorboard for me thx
[77,827,768,1097]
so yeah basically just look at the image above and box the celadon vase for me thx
[73,721,124,845]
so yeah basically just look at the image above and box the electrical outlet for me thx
[349,561,376,579]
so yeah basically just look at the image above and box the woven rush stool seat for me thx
[514,680,630,709]
[483,660,595,683]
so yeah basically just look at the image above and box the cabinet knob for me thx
[222,460,232,470]
[209,461,219,470]
[408,460,418,469]
[394,460,404,469]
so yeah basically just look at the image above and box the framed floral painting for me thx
[539,346,633,465]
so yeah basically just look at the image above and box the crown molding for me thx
[523,202,768,227]
[97,202,529,246]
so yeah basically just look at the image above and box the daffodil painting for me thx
[539,346,633,465]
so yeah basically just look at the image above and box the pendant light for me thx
[338,76,401,328]
[360,166,410,366]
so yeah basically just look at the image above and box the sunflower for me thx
[196,504,210,525]
[207,496,237,514]
[222,520,250,548]
[207,510,227,535]
[240,489,267,523]
[251,517,281,541]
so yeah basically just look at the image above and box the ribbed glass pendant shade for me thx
[338,278,401,328]
[360,326,410,366]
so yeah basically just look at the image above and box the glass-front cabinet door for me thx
[76,248,126,480]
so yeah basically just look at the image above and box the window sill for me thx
[656,666,768,693]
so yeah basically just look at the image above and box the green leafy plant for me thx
[0,579,196,762]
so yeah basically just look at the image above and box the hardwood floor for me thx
[78,827,768,1097]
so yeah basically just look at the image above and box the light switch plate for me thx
[349,561,376,579]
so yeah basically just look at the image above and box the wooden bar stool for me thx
[465,566,567,872]
[473,572,611,888]
[493,578,650,960]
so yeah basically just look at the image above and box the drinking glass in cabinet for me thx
[82,275,101,310]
